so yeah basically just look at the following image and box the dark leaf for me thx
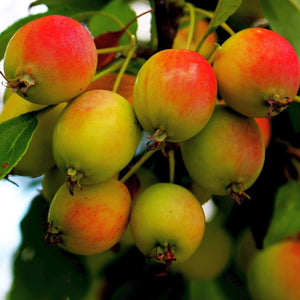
[94,29,125,69]
[258,0,300,59]
[264,180,300,247]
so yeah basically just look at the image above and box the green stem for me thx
[192,7,235,36]
[113,35,137,93]
[184,2,196,50]
[96,44,129,55]
[91,59,125,82]
[168,149,175,184]
[120,149,159,184]
[207,44,221,64]
[294,95,300,103]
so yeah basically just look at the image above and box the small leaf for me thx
[258,0,300,59]
[198,0,242,48]
[0,111,38,180]
[263,180,300,248]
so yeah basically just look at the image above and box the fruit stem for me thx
[66,168,84,195]
[120,149,159,183]
[149,243,176,276]
[92,58,125,83]
[113,35,136,93]
[147,129,168,153]
[191,7,235,36]
[207,44,221,64]
[294,95,300,103]
[183,2,196,50]
[168,148,175,183]
[227,182,251,205]
[0,71,36,97]
[43,221,63,245]
[265,92,292,118]
[96,44,129,55]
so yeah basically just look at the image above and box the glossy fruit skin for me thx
[0,93,66,177]
[213,28,300,118]
[181,105,265,197]
[247,241,300,300]
[47,178,131,256]
[173,18,218,59]
[133,49,217,142]
[218,100,271,147]
[3,15,97,105]
[52,89,141,185]
[171,221,232,280]
[130,183,206,264]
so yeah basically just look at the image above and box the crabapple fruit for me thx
[3,15,97,105]
[181,105,265,203]
[45,178,131,256]
[133,49,217,146]
[213,27,300,118]
[52,89,141,190]
[129,183,206,267]
[171,220,232,280]
[0,93,66,177]
[247,240,300,300]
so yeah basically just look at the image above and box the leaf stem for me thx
[120,148,159,184]
[184,2,196,50]
[96,44,129,55]
[294,95,300,103]
[113,35,137,93]
[91,58,125,82]
[192,7,235,36]
[168,148,175,184]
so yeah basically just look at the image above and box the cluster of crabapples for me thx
[1,14,300,280]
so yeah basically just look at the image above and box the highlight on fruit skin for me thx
[52,89,141,193]
[129,182,206,273]
[247,240,300,300]
[213,27,300,118]
[133,48,217,148]
[44,178,132,256]
[2,15,98,105]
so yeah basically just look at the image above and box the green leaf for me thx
[0,111,38,180]
[199,0,242,46]
[258,0,300,59]
[7,195,89,300]
[263,180,300,248]
[87,0,137,44]
[287,101,300,133]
